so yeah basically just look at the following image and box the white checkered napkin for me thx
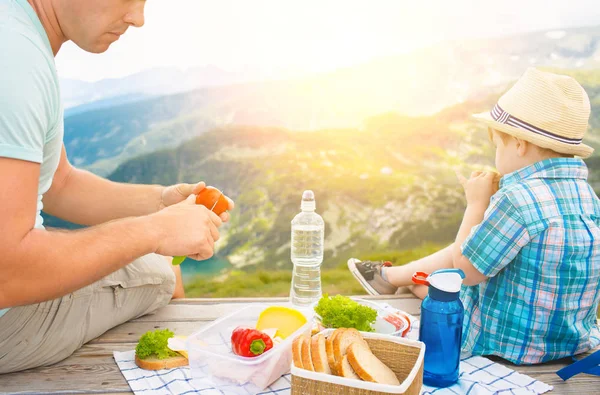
[422,356,553,395]
[114,350,292,395]
[375,303,552,395]
[116,350,552,395]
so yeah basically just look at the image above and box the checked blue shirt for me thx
[460,158,600,364]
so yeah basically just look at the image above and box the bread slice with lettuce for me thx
[134,329,188,370]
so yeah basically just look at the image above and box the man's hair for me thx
[489,128,573,158]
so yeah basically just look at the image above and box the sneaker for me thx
[347,258,398,296]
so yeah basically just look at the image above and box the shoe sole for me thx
[347,258,381,296]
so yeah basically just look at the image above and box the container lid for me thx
[428,269,465,293]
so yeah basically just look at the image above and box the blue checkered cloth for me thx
[114,351,552,395]
[114,304,552,395]
[114,350,292,395]
[461,158,600,365]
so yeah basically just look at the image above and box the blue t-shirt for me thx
[461,158,600,364]
[0,0,64,318]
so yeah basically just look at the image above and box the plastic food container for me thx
[313,298,412,337]
[186,304,313,391]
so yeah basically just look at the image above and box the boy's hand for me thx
[456,171,497,210]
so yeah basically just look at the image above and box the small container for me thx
[186,304,312,391]
[412,269,465,387]
[313,298,412,338]
[291,329,425,395]
[353,298,413,338]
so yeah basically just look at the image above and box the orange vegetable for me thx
[196,186,228,215]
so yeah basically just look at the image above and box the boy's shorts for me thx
[0,254,175,374]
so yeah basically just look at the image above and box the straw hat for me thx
[473,67,593,158]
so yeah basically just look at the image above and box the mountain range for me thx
[88,68,600,275]
[62,25,600,176]
[60,65,272,110]
[44,26,600,277]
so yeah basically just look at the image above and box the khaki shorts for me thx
[0,253,175,374]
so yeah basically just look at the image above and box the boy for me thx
[349,68,600,364]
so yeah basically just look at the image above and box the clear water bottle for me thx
[290,190,324,306]
[412,269,465,387]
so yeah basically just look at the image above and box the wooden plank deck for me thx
[0,296,597,394]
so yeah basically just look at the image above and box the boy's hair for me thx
[488,128,573,158]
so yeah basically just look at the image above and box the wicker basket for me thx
[291,330,424,395]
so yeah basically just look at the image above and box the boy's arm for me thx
[453,171,496,286]
[453,204,488,286]
[454,172,530,286]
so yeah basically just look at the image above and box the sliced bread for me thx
[326,328,345,375]
[347,341,400,386]
[134,354,188,370]
[333,328,370,366]
[339,355,361,380]
[301,334,315,371]
[310,333,331,374]
[292,335,305,369]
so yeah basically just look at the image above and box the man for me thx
[0,0,233,373]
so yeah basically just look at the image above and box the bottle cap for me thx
[301,190,316,211]
[428,269,465,293]
[413,269,465,301]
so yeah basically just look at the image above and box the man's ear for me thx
[515,137,528,157]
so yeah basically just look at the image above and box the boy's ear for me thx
[515,137,528,157]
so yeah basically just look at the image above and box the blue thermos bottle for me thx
[412,269,465,387]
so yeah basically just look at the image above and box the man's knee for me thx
[128,253,175,280]
[80,254,176,343]
[95,254,176,316]
[105,253,176,289]
[123,254,176,308]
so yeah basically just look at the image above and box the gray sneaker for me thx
[347,258,398,296]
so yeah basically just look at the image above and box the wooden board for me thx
[0,297,597,395]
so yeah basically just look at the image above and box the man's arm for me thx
[44,146,233,226]
[0,157,222,309]
[42,146,165,225]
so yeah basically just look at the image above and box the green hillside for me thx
[45,68,600,296]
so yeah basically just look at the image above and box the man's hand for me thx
[159,182,234,222]
[152,194,223,261]
[456,171,497,211]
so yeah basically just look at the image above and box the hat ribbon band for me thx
[491,104,583,145]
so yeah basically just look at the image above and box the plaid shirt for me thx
[460,158,600,364]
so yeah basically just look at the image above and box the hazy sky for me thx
[55,0,600,82]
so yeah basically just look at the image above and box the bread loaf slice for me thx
[292,335,305,369]
[326,328,345,375]
[339,355,361,380]
[134,354,188,370]
[347,341,400,386]
[333,328,370,366]
[301,334,315,371]
[310,334,331,374]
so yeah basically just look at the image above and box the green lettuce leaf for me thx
[315,294,377,332]
[135,329,180,360]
